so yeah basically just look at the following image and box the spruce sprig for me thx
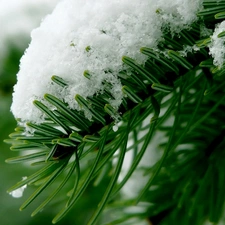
[5,0,225,224]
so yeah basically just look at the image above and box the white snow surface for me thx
[9,176,27,198]
[0,0,59,65]
[209,21,225,68]
[11,0,203,123]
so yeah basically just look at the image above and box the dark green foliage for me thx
[5,0,225,224]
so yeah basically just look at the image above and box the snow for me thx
[11,0,203,123]
[209,21,225,68]
[9,177,27,198]
[0,0,59,68]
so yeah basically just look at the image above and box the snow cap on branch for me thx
[11,0,203,123]
[209,21,225,68]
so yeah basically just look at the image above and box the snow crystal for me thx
[11,0,203,123]
[209,21,225,68]
[156,0,203,33]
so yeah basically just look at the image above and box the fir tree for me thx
[4,0,225,224]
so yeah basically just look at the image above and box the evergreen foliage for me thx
[5,0,225,224]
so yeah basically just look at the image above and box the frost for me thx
[9,177,27,198]
[209,21,225,68]
[200,24,213,38]
[178,45,200,57]
[11,0,203,123]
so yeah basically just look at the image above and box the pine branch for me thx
[4,0,225,224]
